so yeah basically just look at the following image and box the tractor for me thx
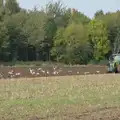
[107,29,120,73]
[107,54,120,73]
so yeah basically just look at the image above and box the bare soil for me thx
[0,65,108,79]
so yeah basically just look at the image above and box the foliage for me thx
[52,23,92,64]
[88,19,110,61]
[69,9,90,24]
[0,0,119,64]
[94,10,104,18]
[113,27,120,54]
[5,0,20,14]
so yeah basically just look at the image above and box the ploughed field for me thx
[0,74,120,120]
[0,65,108,79]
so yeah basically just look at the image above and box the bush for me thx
[89,59,108,65]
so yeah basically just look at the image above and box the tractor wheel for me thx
[114,67,118,73]
[114,62,119,73]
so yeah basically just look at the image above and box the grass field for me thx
[0,74,120,120]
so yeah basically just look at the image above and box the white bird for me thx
[77,72,80,74]
[32,71,36,75]
[41,70,45,73]
[38,68,42,71]
[68,70,72,73]
[0,73,3,78]
[96,71,100,74]
[53,71,57,75]
[29,68,33,74]
[36,73,40,75]
[8,70,14,75]
[15,73,21,76]
[47,71,50,74]
[84,72,90,75]
[53,66,57,70]
[29,68,36,75]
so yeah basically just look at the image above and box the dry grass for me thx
[0,74,120,120]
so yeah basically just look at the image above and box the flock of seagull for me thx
[0,66,101,79]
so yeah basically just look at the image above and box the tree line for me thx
[0,0,119,64]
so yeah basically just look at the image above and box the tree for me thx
[0,0,117,64]
[64,23,91,64]
[0,22,9,48]
[52,23,92,64]
[0,22,9,61]
[44,0,66,18]
[44,0,68,28]
[94,10,104,18]
[69,9,90,24]
[24,10,46,61]
[51,28,66,62]
[44,17,57,61]
[88,19,110,60]
[2,10,29,62]
[4,20,27,61]
[0,0,3,7]
[43,1,69,61]
[5,0,20,14]
[0,0,5,21]
[113,27,120,54]
[96,11,120,53]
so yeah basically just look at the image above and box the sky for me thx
[18,0,120,18]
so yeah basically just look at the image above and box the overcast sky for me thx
[18,0,120,18]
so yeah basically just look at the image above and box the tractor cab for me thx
[107,54,120,73]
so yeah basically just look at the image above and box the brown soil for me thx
[0,65,108,79]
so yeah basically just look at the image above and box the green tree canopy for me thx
[94,10,104,18]
[5,0,20,14]
[69,9,90,24]
[52,23,92,64]
[88,19,110,60]
[0,0,118,64]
